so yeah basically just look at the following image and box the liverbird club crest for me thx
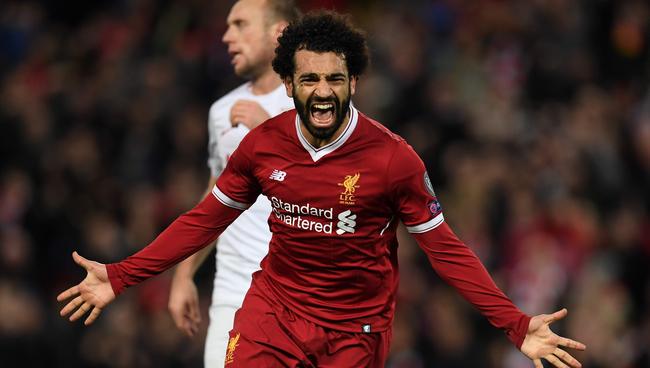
[338,173,360,205]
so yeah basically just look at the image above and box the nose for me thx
[222,26,234,44]
[314,79,333,98]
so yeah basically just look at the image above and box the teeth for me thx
[313,103,333,110]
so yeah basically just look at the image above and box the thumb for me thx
[72,251,91,271]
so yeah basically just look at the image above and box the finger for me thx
[554,348,581,368]
[545,354,570,368]
[185,322,195,337]
[60,295,84,316]
[230,104,244,114]
[544,308,568,324]
[559,337,586,351]
[183,304,199,335]
[69,301,92,322]
[534,359,543,368]
[230,112,243,126]
[190,318,200,336]
[192,312,201,324]
[181,319,194,337]
[84,306,102,325]
[189,301,201,323]
[72,251,91,271]
[56,285,80,302]
[231,102,251,114]
[229,108,239,125]
[232,112,245,122]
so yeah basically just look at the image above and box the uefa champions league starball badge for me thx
[423,172,435,197]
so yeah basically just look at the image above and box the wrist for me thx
[173,262,196,280]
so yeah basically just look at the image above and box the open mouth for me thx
[310,102,335,126]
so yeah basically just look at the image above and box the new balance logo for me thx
[269,169,287,181]
[336,210,357,235]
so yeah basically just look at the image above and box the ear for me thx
[350,76,357,96]
[283,77,294,98]
[270,21,289,43]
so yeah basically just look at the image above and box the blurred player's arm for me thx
[169,175,219,337]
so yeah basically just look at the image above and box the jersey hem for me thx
[256,273,392,334]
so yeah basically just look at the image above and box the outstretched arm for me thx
[412,222,531,347]
[385,134,585,367]
[58,192,243,325]
[106,191,242,295]
[413,223,586,367]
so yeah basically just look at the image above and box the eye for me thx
[326,75,346,85]
[300,77,318,86]
[232,20,246,29]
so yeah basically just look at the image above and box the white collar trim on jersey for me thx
[295,104,358,162]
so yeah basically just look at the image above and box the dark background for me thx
[0,0,649,367]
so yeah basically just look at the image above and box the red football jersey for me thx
[213,106,528,341]
[107,105,530,347]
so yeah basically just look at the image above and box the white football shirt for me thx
[207,82,293,307]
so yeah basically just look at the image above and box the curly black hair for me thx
[272,11,369,79]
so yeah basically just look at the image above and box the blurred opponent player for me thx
[166,1,299,366]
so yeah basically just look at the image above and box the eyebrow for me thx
[298,72,347,80]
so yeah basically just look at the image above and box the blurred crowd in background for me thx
[0,0,649,367]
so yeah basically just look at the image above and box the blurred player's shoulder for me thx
[208,82,254,115]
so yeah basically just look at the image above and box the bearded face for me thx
[285,50,357,144]
[293,83,351,140]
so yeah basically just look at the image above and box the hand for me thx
[521,308,586,368]
[168,274,201,337]
[57,251,116,325]
[230,100,270,129]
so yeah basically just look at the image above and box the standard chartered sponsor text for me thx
[271,196,334,234]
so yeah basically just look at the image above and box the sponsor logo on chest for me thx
[269,172,364,235]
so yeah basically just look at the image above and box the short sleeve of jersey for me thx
[213,132,262,211]
[387,142,445,233]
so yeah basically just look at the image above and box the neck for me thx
[250,68,282,95]
[300,110,352,148]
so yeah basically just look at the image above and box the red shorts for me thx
[224,280,391,367]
